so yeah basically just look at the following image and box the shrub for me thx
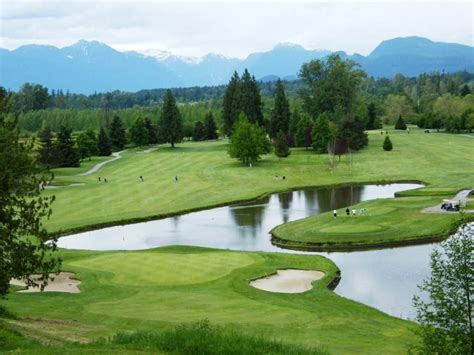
[383,136,393,151]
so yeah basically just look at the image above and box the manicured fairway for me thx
[43,127,473,249]
[3,247,418,354]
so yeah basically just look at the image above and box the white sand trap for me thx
[10,272,80,293]
[250,269,325,293]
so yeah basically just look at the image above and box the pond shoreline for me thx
[49,179,425,242]
[270,225,460,252]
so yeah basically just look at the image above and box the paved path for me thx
[422,189,473,213]
[137,145,159,154]
[77,150,125,176]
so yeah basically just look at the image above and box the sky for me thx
[0,0,472,58]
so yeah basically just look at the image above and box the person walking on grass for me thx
[352,208,356,216]
[333,209,337,218]
[140,176,144,182]
[98,176,101,182]
[346,208,350,216]
[175,175,178,183]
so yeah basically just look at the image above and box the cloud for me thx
[0,1,472,57]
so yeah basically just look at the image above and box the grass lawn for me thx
[2,247,418,354]
[43,127,473,248]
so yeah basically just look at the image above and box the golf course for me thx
[2,126,473,353]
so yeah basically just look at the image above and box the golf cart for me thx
[440,200,460,212]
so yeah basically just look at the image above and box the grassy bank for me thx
[1,247,417,354]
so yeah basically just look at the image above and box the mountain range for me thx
[1,36,473,94]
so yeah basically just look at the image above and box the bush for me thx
[394,115,407,130]
[383,136,393,151]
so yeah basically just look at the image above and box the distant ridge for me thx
[1,36,473,94]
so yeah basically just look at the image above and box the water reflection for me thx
[58,183,427,319]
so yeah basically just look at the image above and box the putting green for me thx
[320,224,382,233]
[71,251,257,286]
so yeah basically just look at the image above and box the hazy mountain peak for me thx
[1,36,473,93]
[273,42,305,50]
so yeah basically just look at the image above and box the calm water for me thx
[58,183,434,319]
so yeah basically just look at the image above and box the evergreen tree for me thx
[339,116,368,151]
[274,131,290,158]
[97,127,111,156]
[240,69,264,127]
[395,114,407,130]
[366,103,381,130]
[55,126,80,167]
[204,112,218,139]
[288,109,300,147]
[37,126,55,167]
[109,115,127,150]
[269,79,291,138]
[228,113,271,165]
[222,71,241,136]
[129,117,148,146]
[144,117,158,144]
[159,90,183,147]
[77,129,98,160]
[295,114,313,148]
[383,136,393,151]
[312,112,332,153]
[193,121,206,141]
[460,84,471,97]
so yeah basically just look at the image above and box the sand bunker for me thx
[10,272,80,293]
[250,269,324,293]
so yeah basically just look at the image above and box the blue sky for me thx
[0,1,472,58]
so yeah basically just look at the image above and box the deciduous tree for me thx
[413,227,473,355]
[228,113,271,165]
[0,87,60,298]
[312,112,332,153]
[77,129,98,160]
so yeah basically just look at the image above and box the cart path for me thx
[137,145,159,154]
[422,189,473,213]
[77,150,125,176]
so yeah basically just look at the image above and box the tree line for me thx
[5,70,473,135]
[35,90,218,168]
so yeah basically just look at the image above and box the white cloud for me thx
[0,1,472,58]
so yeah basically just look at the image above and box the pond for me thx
[58,183,433,319]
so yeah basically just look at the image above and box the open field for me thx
[43,127,474,249]
[2,247,418,354]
